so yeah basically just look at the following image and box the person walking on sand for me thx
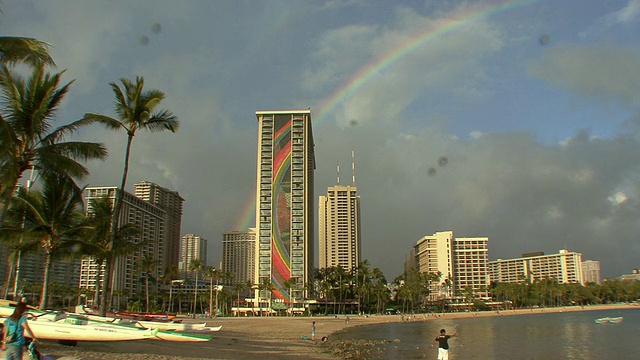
[431,328,456,360]
[311,321,316,340]
[2,302,38,360]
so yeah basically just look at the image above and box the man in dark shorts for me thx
[432,328,456,360]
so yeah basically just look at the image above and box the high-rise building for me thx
[254,109,315,303]
[134,181,184,270]
[453,236,489,298]
[414,231,454,299]
[489,249,584,285]
[581,260,602,285]
[222,229,256,286]
[413,231,489,300]
[180,234,207,278]
[81,185,176,306]
[319,184,361,272]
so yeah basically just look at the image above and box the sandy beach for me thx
[25,303,638,359]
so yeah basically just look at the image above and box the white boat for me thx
[609,317,623,324]
[73,306,212,332]
[1,315,158,342]
[112,318,210,332]
[594,317,610,324]
[154,330,213,342]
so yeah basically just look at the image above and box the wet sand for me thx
[29,303,638,359]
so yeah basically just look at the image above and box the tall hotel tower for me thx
[255,110,315,303]
[319,154,361,272]
[180,234,208,278]
[134,181,185,270]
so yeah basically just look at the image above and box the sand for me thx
[21,303,639,359]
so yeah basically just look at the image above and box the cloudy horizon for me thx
[4,0,640,279]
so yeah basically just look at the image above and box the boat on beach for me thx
[2,313,159,342]
[1,301,217,342]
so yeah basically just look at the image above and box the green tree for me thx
[0,37,54,68]
[81,196,141,308]
[0,65,107,234]
[3,174,87,309]
[188,259,204,317]
[82,76,178,316]
[160,265,180,312]
[258,278,274,316]
[137,254,160,313]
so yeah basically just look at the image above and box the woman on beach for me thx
[1,302,38,360]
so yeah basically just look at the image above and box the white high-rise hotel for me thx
[180,234,207,277]
[319,183,361,271]
[222,229,256,285]
[254,110,315,303]
[414,231,490,300]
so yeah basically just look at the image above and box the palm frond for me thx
[0,37,56,68]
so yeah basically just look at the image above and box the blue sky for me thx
[4,0,640,279]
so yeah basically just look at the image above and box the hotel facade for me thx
[81,182,183,306]
[488,249,584,285]
[254,110,315,303]
[318,184,361,272]
[222,229,256,286]
[414,231,489,300]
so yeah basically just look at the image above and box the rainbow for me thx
[234,0,539,231]
[313,0,540,125]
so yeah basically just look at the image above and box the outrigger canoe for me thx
[0,314,158,342]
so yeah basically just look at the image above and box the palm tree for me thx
[0,37,55,68]
[81,196,141,308]
[0,65,108,234]
[3,174,87,309]
[137,254,160,313]
[258,278,274,316]
[160,265,180,312]
[232,282,248,313]
[203,266,216,317]
[188,259,204,317]
[82,76,178,316]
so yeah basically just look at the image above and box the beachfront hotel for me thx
[582,259,602,285]
[318,181,361,272]
[180,233,208,278]
[254,109,315,305]
[488,249,585,285]
[134,181,185,271]
[413,231,490,301]
[222,229,256,285]
[80,183,182,306]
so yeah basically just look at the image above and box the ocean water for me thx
[331,308,640,359]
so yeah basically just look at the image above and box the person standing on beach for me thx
[431,328,456,360]
[1,302,38,360]
[311,321,316,340]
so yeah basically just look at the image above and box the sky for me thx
[3,0,640,280]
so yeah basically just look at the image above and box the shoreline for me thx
[25,303,639,359]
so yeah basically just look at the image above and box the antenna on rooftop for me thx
[336,159,340,185]
[351,146,356,186]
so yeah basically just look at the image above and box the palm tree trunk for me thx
[193,274,198,317]
[100,258,113,315]
[103,134,133,316]
[145,277,150,313]
[94,259,104,307]
[2,255,15,299]
[39,252,53,309]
